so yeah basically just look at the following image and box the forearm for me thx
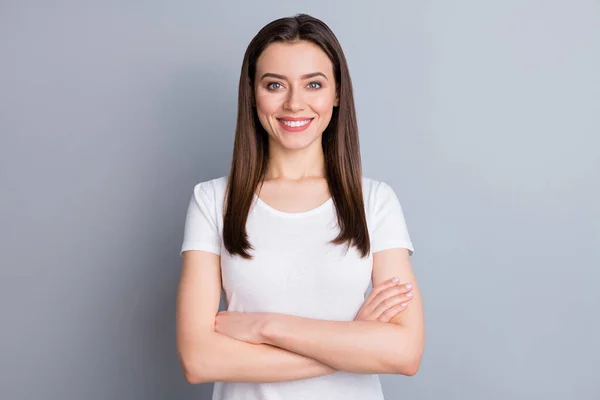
[185,331,337,384]
[261,314,422,375]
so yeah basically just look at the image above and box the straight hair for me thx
[223,14,370,259]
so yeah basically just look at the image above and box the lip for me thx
[278,116,314,121]
[277,117,314,132]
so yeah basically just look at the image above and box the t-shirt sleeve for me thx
[180,182,222,256]
[370,181,415,255]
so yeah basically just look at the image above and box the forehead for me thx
[255,41,334,79]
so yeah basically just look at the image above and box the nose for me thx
[283,86,305,112]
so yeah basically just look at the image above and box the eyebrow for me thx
[260,72,328,81]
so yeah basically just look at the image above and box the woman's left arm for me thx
[217,248,425,375]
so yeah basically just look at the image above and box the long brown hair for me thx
[223,14,370,259]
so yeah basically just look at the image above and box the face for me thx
[253,40,339,152]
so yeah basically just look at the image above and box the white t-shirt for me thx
[180,176,414,400]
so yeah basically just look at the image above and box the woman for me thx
[176,13,424,400]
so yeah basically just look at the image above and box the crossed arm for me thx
[176,248,424,384]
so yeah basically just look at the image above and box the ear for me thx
[334,92,339,107]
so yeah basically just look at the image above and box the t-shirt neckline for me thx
[253,194,334,218]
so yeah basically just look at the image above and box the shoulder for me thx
[190,175,228,205]
[362,176,414,254]
[361,176,398,210]
[192,175,228,195]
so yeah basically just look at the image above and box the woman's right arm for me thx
[176,250,337,384]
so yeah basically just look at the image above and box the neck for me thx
[264,140,326,181]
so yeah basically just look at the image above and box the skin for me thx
[214,277,416,345]
[252,40,339,211]
[254,40,339,156]
[176,40,425,384]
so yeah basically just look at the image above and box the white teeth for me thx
[279,119,311,127]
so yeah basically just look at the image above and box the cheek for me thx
[255,92,281,116]
[310,91,336,113]
[254,94,279,133]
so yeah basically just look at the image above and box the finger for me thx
[370,283,413,309]
[378,301,411,323]
[371,292,414,320]
[364,277,404,306]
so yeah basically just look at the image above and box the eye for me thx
[266,82,283,90]
[307,81,322,90]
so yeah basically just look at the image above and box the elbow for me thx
[386,348,423,376]
[388,354,422,376]
[179,352,213,384]
[185,373,211,385]
[178,333,218,384]
[182,360,213,384]
[388,329,424,376]
[183,369,201,385]
[400,357,422,376]
[180,358,203,384]
[182,365,203,385]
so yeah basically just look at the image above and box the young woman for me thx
[176,14,424,400]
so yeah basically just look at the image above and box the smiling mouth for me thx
[276,118,314,132]
[277,118,313,127]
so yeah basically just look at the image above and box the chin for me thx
[279,140,313,151]
[277,133,322,151]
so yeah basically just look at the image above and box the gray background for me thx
[1,1,598,399]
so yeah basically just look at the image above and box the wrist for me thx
[259,312,279,345]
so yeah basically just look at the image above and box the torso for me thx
[207,176,385,400]
[255,176,331,213]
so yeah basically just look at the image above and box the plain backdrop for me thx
[1,1,598,399]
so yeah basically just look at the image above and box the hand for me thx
[214,311,269,344]
[354,277,413,322]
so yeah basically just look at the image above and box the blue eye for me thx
[266,81,322,91]
[267,82,282,90]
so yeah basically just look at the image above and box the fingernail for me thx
[400,303,407,307]
[392,277,399,283]
[405,283,412,289]
[406,292,413,297]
